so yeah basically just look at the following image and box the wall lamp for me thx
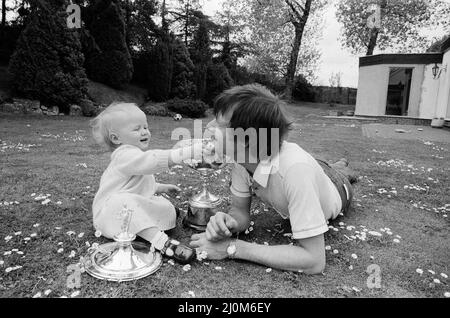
[433,63,447,79]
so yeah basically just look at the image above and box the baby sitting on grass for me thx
[90,102,209,264]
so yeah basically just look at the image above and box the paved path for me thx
[362,123,450,143]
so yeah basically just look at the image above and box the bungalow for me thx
[355,37,450,125]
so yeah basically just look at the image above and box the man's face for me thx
[206,109,252,163]
[206,110,235,161]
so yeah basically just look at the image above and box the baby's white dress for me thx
[92,144,176,238]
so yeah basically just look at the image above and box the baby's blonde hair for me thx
[90,102,142,151]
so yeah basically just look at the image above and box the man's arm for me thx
[205,194,251,241]
[190,232,326,274]
[228,194,252,233]
[233,234,326,274]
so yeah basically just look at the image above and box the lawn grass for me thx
[0,102,449,298]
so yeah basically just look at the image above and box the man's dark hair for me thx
[213,84,293,158]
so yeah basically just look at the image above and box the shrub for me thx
[87,81,147,107]
[0,90,12,104]
[80,99,97,117]
[292,75,315,102]
[166,98,207,118]
[8,0,88,112]
[141,102,171,117]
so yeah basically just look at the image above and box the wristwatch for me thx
[226,240,237,259]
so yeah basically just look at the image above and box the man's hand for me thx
[205,212,239,241]
[156,184,181,195]
[190,232,231,260]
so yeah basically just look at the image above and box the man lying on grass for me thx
[190,84,357,274]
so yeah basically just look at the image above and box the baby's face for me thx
[112,109,151,150]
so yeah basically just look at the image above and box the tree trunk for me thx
[366,28,379,55]
[161,0,168,33]
[1,0,6,28]
[125,0,131,51]
[184,2,189,46]
[284,0,312,100]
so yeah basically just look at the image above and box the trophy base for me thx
[85,241,162,282]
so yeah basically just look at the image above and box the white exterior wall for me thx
[419,64,441,119]
[355,64,424,117]
[355,65,387,116]
[407,65,425,118]
[435,49,450,119]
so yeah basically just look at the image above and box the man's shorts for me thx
[316,159,354,214]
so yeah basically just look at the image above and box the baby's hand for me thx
[201,139,216,162]
[202,140,228,168]
[190,139,215,162]
[157,184,181,195]
[173,139,205,162]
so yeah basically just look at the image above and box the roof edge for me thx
[441,37,450,53]
[359,53,443,67]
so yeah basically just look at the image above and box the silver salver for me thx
[85,205,162,282]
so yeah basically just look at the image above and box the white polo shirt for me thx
[230,142,342,240]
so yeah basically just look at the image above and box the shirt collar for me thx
[252,145,282,188]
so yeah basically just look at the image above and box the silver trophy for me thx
[183,139,224,231]
[85,205,162,282]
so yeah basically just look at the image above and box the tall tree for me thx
[205,62,233,105]
[189,16,212,100]
[214,0,252,79]
[83,0,133,89]
[329,71,342,88]
[1,0,6,28]
[147,36,173,101]
[127,0,159,52]
[283,0,313,99]
[122,0,132,51]
[240,0,326,96]
[336,0,450,56]
[170,37,196,99]
[169,0,201,46]
[0,0,31,27]
[161,0,169,33]
[8,0,88,109]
